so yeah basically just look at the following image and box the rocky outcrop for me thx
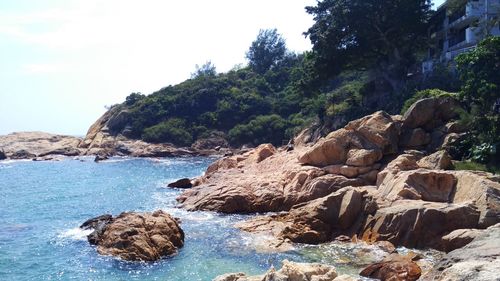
[424,223,500,281]
[0,132,82,159]
[79,105,224,157]
[213,260,339,281]
[178,144,370,213]
[360,201,480,249]
[238,187,378,244]
[298,111,398,167]
[377,169,457,202]
[360,253,422,281]
[81,211,184,261]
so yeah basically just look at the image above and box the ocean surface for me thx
[0,157,439,281]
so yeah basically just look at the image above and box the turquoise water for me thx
[0,157,440,281]
[0,157,309,281]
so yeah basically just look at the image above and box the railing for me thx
[446,45,476,60]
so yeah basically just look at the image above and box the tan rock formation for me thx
[359,253,422,281]
[439,228,483,252]
[0,131,82,159]
[237,187,379,244]
[178,146,369,213]
[82,211,184,261]
[417,150,452,170]
[298,111,400,167]
[423,223,500,281]
[213,260,338,281]
[360,201,479,248]
[377,169,457,202]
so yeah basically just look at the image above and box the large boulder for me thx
[439,228,483,252]
[360,254,422,281]
[213,260,338,281]
[298,111,400,167]
[424,223,500,281]
[377,168,500,229]
[360,200,479,249]
[377,169,457,202]
[0,150,6,160]
[417,150,452,170]
[81,211,184,261]
[249,143,277,163]
[344,111,401,155]
[402,96,459,130]
[451,171,500,228]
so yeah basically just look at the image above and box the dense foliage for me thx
[115,34,323,147]
[106,1,496,154]
[305,0,433,89]
[455,36,500,165]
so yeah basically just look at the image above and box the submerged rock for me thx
[213,260,338,281]
[81,211,184,261]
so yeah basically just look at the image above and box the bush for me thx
[228,114,288,146]
[401,89,456,114]
[142,118,193,146]
[452,161,499,174]
[455,36,500,157]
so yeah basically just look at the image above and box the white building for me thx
[423,0,500,73]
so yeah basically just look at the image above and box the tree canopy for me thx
[305,0,433,89]
[246,29,287,74]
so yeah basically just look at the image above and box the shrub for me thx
[228,114,288,146]
[401,89,456,114]
[142,118,193,146]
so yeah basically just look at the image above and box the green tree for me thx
[455,36,500,163]
[305,0,432,90]
[191,61,217,78]
[246,29,287,74]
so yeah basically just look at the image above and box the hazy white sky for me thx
[0,0,446,136]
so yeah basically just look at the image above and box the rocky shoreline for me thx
[3,96,499,280]
[175,96,499,280]
[0,131,230,161]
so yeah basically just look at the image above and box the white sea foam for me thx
[58,227,93,241]
[0,159,31,164]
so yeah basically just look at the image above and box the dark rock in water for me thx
[81,211,184,261]
[360,254,422,281]
[80,214,113,230]
[167,178,192,189]
[80,214,114,245]
[0,150,6,160]
[94,154,109,162]
[10,149,36,159]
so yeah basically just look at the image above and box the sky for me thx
[0,0,446,136]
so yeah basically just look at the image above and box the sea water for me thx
[0,157,438,280]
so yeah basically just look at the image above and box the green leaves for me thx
[246,29,288,74]
[305,0,432,84]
